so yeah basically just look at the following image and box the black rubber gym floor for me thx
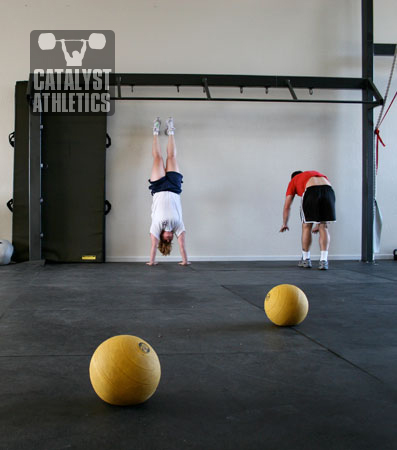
[0,261,396,449]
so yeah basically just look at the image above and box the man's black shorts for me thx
[301,185,336,223]
[148,171,183,196]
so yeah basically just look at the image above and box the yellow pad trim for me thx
[82,255,97,261]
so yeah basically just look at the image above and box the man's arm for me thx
[147,234,159,265]
[280,195,294,232]
[177,231,190,265]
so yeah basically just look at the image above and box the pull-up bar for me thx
[107,73,382,105]
[27,73,383,106]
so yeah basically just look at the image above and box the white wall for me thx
[0,0,396,261]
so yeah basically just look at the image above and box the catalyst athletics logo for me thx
[30,30,115,115]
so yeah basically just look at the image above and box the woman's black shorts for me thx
[148,171,183,196]
[301,185,336,223]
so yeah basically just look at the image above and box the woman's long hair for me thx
[158,231,172,256]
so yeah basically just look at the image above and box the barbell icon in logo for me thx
[38,33,106,50]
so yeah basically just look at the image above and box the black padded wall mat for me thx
[41,113,107,262]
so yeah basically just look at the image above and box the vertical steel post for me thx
[361,0,375,262]
[28,103,42,261]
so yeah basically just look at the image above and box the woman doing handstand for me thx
[147,117,189,266]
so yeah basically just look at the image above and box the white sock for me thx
[302,251,310,260]
[320,251,328,261]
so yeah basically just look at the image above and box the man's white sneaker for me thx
[298,258,312,268]
[153,117,161,135]
[165,117,175,136]
[318,260,329,270]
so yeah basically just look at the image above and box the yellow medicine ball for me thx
[264,284,309,326]
[89,335,161,406]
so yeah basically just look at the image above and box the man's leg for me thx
[299,223,313,268]
[302,223,313,252]
[150,128,166,182]
[165,118,180,173]
[318,223,330,270]
[318,223,330,251]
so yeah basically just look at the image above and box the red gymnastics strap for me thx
[374,90,397,172]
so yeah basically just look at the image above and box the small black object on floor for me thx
[0,261,396,450]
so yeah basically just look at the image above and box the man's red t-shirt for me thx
[286,171,328,197]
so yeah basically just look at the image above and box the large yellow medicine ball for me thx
[264,284,309,326]
[89,335,161,406]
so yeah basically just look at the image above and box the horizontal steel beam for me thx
[27,73,383,106]
[107,73,370,90]
[374,43,396,56]
[109,96,379,105]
